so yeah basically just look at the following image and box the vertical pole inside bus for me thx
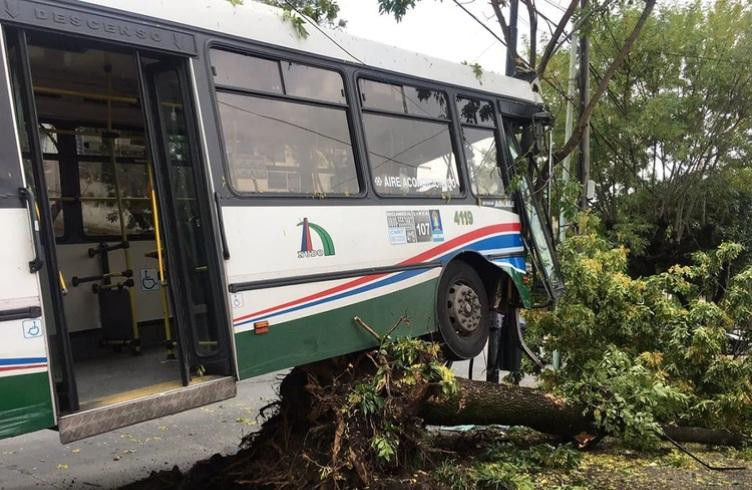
[146,161,175,359]
[103,62,140,353]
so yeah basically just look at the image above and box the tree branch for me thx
[522,0,538,68]
[490,0,512,49]
[536,0,578,77]
[554,0,657,164]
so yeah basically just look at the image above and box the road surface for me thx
[0,353,504,489]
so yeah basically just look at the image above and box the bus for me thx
[0,0,560,444]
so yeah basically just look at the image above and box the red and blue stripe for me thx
[233,223,524,329]
[0,357,48,373]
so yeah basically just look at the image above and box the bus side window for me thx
[358,79,461,197]
[457,97,505,199]
[210,49,360,197]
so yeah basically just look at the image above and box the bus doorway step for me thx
[57,376,236,444]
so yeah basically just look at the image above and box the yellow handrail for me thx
[147,162,174,358]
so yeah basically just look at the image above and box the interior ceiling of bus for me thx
[29,38,143,127]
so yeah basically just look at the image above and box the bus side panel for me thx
[223,204,523,378]
[0,209,55,439]
[234,274,439,378]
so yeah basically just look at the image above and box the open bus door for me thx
[1,25,235,443]
[138,54,235,381]
[0,27,59,439]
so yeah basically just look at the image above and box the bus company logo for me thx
[297,218,335,258]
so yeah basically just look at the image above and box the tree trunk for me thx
[662,426,746,447]
[421,378,592,437]
[420,378,745,447]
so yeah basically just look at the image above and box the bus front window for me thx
[507,128,564,301]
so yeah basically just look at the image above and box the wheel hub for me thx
[447,282,482,336]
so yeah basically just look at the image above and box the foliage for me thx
[461,60,484,81]
[343,337,458,467]
[202,334,460,488]
[377,0,419,22]
[227,0,341,38]
[545,0,752,274]
[432,437,581,490]
[527,214,752,447]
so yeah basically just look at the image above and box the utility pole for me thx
[553,33,578,373]
[506,0,519,77]
[559,33,578,243]
[578,0,591,209]
[489,0,521,384]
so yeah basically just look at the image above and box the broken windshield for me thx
[506,130,564,302]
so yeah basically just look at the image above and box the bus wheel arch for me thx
[435,253,525,361]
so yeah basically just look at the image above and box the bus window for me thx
[462,127,503,197]
[280,61,345,104]
[457,97,495,127]
[457,97,504,198]
[363,113,459,197]
[210,50,283,94]
[78,159,153,237]
[359,79,459,197]
[44,159,64,236]
[211,50,359,196]
[36,124,65,236]
[359,79,449,119]
[358,79,404,113]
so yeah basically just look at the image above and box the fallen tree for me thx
[126,225,752,489]
[125,339,748,490]
[421,377,746,447]
[422,378,590,438]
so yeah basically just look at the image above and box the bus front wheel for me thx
[436,261,490,360]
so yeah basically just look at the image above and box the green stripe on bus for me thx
[234,278,438,379]
[0,371,54,439]
[497,264,531,308]
[308,222,335,256]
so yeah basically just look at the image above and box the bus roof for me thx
[80,0,541,104]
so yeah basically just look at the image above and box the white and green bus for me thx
[0,0,560,444]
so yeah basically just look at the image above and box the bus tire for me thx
[436,261,490,360]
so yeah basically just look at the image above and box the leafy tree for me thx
[226,0,341,37]
[527,215,752,447]
[544,0,752,273]
[225,0,658,170]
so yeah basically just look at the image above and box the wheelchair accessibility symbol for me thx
[140,268,160,292]
[22,319,43,339]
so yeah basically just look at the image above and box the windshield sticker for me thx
[479,198,515,209]
[387,210,444,245]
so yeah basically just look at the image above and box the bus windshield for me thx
[506,129,564,301]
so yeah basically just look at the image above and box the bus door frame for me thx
[137,53,235,381]
[6,27,79,413]
[5,24,235,431]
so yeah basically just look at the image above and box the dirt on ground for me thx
[556,442,752,489]
[120,344,752,489]
[121,419,752,489]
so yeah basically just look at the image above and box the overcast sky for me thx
[334,0,569,75]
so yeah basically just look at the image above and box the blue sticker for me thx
[387,209,444,245]
[389,227,407,245]
[22,319,43,339]
[430,209,444,242]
